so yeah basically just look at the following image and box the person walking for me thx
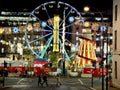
[41,75,48,87]
[38,75,42,86]
[56,74,62,86]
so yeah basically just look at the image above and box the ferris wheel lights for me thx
[75,16,81,20]
[35,10,39,14]
[68,16,74,23]
[65,7,68,10]
[42,7,46,10]
[41,21,47,27]
[71,10,75,13]
[57,3,60,8]
[49,5,53,8]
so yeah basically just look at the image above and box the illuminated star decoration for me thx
[13,27,19,33]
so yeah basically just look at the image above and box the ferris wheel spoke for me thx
[26,38,39,57]
[65,38,78,50]
[65,32,79,35]
[65,32,83,36]
[59,34,72,45]
[59,40,70,61]
[59,34,72,44]
[39,35,53,58]
[32,13,53,29]
[32,11,53,30]
[46,24,53,30]
[28,33,52,44]
[59,23,73,31]
[59,31,83,41]
[59,34,78,51]
[59,34,78,47]
[43,4,54,29]
[31,12,41,22]
[38,29,53,33]
[59,8,72,28]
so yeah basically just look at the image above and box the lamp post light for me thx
[84,6,108,90]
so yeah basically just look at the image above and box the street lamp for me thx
[62,9,66,76]
[84,6,108,90]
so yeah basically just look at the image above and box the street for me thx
[0,76,119,90]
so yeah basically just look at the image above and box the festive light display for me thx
[76,37,97,68]
[53,15,60,52]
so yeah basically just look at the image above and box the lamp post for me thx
[62,9,66,76]
[84,6,108,90]
[106,29,109,90]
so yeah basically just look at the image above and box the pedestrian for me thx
[0,69,4,76]
[25,69,28,77]
[0,69,3,76]
[56,74,61,86]
[41,75,48,87]
[15,69,18,73]
[38,75,42,86]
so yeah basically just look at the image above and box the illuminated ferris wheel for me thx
[25,1,83,60]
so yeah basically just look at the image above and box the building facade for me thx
[112,0,120,88]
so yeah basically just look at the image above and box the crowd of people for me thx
[38,73,62,87]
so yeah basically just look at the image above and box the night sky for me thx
[0,0,113,11]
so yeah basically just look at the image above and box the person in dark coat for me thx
[38,75,42,86]
[0,69,3,76]
[41,75,48,87]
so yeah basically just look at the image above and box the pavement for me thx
[96,86,120,90]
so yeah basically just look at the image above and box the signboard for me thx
[83,68,108,76]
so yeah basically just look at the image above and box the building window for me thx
[115,5,118,21]
[114,30,117,50]
[115,61,117,79]
[1,48,4,53]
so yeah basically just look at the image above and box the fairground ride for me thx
[25,1,84,61]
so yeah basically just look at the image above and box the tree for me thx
[49,52,62,67]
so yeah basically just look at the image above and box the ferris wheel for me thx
[25,1,84,60]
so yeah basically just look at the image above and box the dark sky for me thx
[0,0,113,11]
